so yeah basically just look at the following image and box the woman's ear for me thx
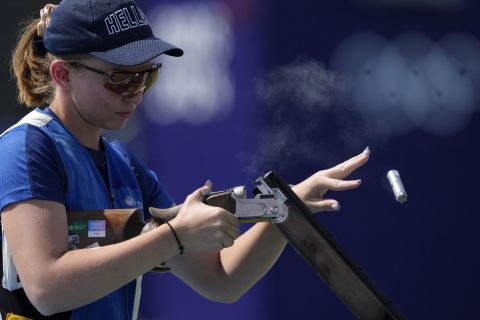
[50,60,70,90]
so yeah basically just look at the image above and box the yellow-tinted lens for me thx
[143,66,160,93]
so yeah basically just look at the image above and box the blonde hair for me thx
[11,19,56,107]
[11,21,91,108]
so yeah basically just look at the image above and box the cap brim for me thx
[90,37,183,66]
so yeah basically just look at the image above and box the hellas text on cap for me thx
[105,5,148,35]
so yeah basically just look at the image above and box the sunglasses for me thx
[67,61,161,97]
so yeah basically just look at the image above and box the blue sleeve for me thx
[0,125,67,213]
[110,141,174,218]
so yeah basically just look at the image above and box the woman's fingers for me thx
[322,147,370,179]
[306,199,341,213]
[294,149,370,213]
[188,182,213,203]
[225,224,241,241]
[169,179,243,252]
[221,236,235,249]
[316,176,362,192]
[223,210,240,228]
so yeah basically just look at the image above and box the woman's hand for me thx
[291,147,370,213]
[168,182,241,252]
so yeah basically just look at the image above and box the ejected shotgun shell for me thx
[386,170,407,203]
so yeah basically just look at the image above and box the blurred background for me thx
[1,0,479,319]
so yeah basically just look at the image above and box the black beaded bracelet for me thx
[163,221,184,255]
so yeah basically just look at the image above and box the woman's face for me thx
[66,56,157,131]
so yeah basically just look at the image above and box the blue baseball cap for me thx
[43,0,183,66]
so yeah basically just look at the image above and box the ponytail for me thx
[11,19,55,107]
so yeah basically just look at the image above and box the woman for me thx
[0,0,369,319]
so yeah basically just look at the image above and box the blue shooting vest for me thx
[11,108,143,319]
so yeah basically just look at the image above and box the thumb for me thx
[149,205,181,222]
[189,179,213,202]
[307,199,341,213]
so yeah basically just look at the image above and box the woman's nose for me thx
[122,89,144,105]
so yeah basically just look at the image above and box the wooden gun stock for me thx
[67,208,173,273]
[67,209,146,249]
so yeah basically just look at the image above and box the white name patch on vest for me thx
[88,220,106,238]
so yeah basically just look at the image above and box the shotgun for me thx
[67,172,403,320]
[66,185,279,250]
[67,186,280,272]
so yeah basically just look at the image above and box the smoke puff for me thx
[243,57,367,179]
[255,57,343,113]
